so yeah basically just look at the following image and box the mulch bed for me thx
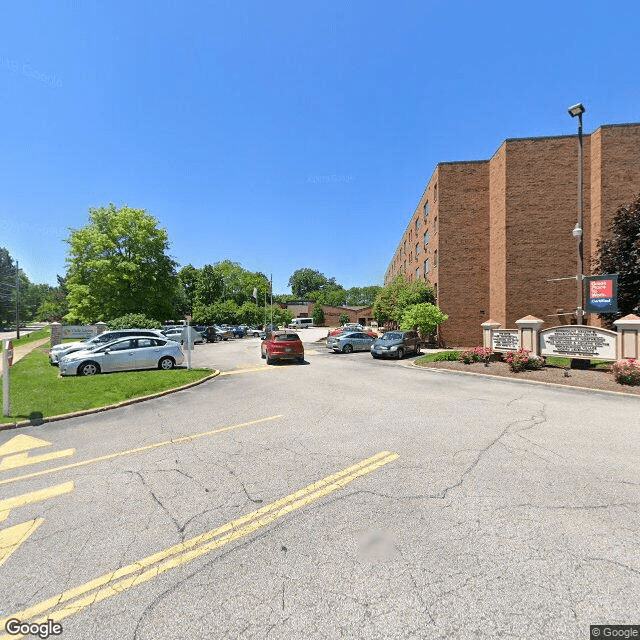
[415,360,640,396]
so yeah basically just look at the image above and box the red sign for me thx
[589,280,612,299]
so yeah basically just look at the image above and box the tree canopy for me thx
[288,268,341,297]
[372,274,436,323]
[594,192,640,323]
[64,204,178,323]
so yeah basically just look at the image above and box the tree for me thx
[345,286,381,306]
[399,303,448,335]
[107,313,161,329]
[312,305,326,326]
[372,274,436,324]
[64,204,178,323]
[339,313,349,325]
[315,288,347,307]
[288,268,340,297]
[594,192,640,324]
[177,265,201,316]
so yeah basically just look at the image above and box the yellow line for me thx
[0,416,282,487]
[0,482,75,522]
[219,367,272,376]
[0,451,398,633]
[0,435,51,457]
[0,518,44,567]
[0,449,75,472]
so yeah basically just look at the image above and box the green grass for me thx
[415,350,461,364]
[544,356,613,369]
[0,347,214,424]
[0,327,50,352]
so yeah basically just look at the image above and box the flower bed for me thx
[611,359,640,385]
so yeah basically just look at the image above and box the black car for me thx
[370,331,421,359]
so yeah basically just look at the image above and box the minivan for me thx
[288,318,314,329]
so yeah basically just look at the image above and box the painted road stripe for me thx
[0,435,51,457]
[219,367,271,376]
[0,449,75,473]
[0,518,43,568]
[0,415,282,487]
[0,481,75,522]
[0,451,399,634]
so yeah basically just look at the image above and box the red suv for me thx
[261,331,305,364]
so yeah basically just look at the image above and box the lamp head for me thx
[572,223,583,238]
[568,103,586,118]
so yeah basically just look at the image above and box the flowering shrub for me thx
[505,349,545,372]
[459,346,493,364]
[611,359,640,385]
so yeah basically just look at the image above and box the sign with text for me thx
[62,325,97,339]
[584,274,618,314]
[539,326,617,360]
[491,330,520,352]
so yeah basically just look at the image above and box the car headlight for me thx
[389,345,398,350]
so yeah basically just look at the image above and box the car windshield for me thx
[274,334,300,342]
[381,332,402,341]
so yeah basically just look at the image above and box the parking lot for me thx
[1,334,638,639]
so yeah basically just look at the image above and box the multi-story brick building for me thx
[385,123,640,347]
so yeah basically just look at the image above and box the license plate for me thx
[285,348,292,353]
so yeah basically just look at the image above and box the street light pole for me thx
[568,103,586,325]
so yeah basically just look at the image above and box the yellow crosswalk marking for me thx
[0,449,75,473]
[0,481,75,523]
[0,435,52,457]
[0,518,43,568]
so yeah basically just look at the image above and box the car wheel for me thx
[266,352,273,365]
[371,354,379,359]
[297,356,304,364]
[78,361,100,376]
[342,344,353,354]
[261,348,266,359]
[396,348,404,359]
[158,356,175,370]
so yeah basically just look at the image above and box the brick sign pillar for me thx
[481,320,501,349]
[50,322,62,347]
[515,315,544,356]
[613,314,640,360]
[95,322,107,335]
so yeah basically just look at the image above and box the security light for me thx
[572,223,582,238]
[568,103,586,118]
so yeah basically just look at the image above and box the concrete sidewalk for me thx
[0,337,50,377]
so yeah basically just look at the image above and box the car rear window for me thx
[274,334,301,342]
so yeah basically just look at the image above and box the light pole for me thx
[568,102,586,325]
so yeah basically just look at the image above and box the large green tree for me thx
[64,204,178,323]
[373,274,436,323]
[288,268,341,298]
[594,192,640,324]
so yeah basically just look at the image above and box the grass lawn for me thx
[415,351,461,364]
[1,346,214,424]
[0,327,50,351]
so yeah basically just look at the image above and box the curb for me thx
[0,370,221,433]
[411,361,640,399]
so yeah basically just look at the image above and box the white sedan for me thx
[59,337,184,376]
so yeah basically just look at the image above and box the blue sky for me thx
[2,0,639,294]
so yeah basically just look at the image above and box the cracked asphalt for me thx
[0,336,638,639]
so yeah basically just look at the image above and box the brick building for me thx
[384,123,640,347]
[284,301,374,327]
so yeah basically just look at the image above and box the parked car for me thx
[245,327,262,337]
[162,326,204,345]
[59,337,184,376]
[370,330,421,359]
[288,318,314,329]
[231,326,247,338]
[49,329,169,365]
[214,325,234,341]
[326,331,376,354]
[329,326,377,339]
[261,331,304,364]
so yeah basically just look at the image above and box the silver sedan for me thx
[59,337,185,376]
[326,331,375,354]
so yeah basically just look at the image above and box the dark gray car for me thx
[370,330,421,359]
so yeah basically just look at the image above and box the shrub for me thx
[611,359,640,385]
[339,313,349,325]
[106,313,161,330]
[459,346,493,364]
[505,349,545,372]
[431,350,461,361]
[312,305,325,326]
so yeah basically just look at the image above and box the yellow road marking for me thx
[219,367,272,376]
[0,481,75,522]
[0,415,282,487]
[0,435,51,457]
[0,451,399,634]
[0,449,75,472]
[0,518,43,568]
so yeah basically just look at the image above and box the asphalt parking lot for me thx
[0,334,638,639]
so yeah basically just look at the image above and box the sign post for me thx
[2,339,13,417]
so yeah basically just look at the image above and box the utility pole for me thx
[270,274,273,328]
[15,261,20,340]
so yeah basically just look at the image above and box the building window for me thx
[424,259,430,274]
[434,283,437,300]
[404,260,406,271]
[423,200,430,218]
[415,243,420,256]
[434,182,438,202]
[434,216,438,231]
[415,268,420,280]
[423,231,430,246]
[434,249,438,267]
[415,218,421,231]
